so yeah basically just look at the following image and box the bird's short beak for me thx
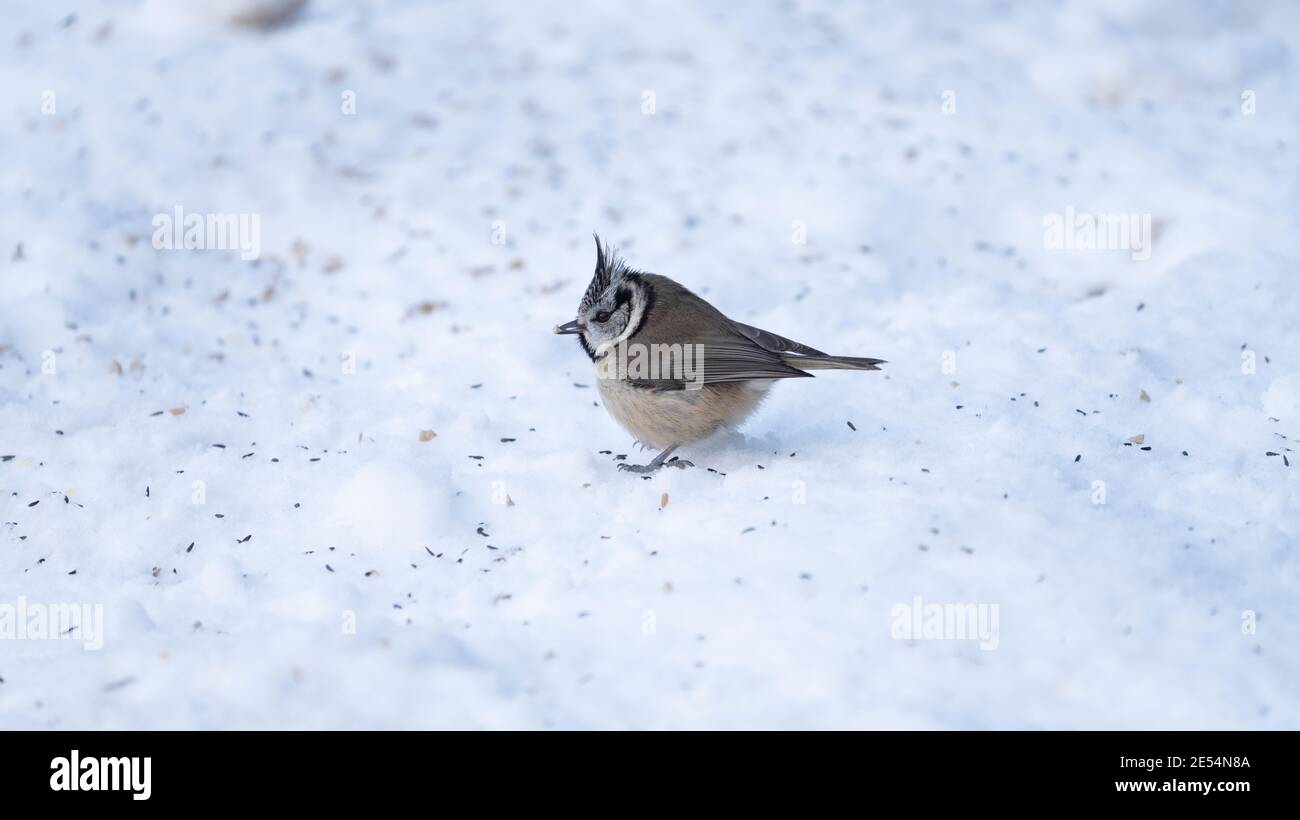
[553,319,582,335]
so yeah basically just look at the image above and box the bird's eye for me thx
[594,310,611,323]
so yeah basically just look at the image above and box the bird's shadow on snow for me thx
[679,428,790,473]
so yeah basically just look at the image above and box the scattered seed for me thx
[846,421,857,431]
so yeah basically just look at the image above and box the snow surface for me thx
[1,0,1298,729]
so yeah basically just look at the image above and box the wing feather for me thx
[694,340,812,383]
[729,321,827,357]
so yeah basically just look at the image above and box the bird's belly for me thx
[596,377,771,449]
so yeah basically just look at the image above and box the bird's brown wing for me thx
[619,275,813,388]
[691,338,813,384]
[728,320,827,357]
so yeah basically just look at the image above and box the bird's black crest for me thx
[581,234,631,311]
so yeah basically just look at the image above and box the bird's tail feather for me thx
[784,355,885,371]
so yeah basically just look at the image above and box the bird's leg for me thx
[617,444,693,473]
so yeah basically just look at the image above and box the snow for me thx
[1,0,1298,729]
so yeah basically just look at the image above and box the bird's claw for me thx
[617,457,694,474]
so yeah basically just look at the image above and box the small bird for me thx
[555,236,885,473]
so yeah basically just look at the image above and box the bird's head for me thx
[554,234,651,360]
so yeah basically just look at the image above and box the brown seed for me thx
[169,406,187,416]
[1139,389,1150,402]
[418,430,436,442]
[660,492,669,509]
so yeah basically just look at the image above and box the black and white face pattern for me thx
[576,237,651,359]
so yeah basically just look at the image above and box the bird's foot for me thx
[616,459,694,474]
[616,447,693,474]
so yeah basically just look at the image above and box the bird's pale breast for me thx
[596,376,771,449]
